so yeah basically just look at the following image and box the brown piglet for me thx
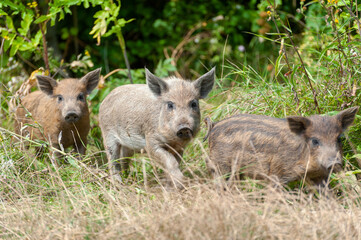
[204,107,359,186]
[15,68,101,159]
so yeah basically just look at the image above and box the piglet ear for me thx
[337,106,359,131]
[193,67,215,99]
[80,68,101,94]
[145,68,169,96]
[36,75,58,96]
[287,116,311,135]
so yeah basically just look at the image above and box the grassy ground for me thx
[3,1,361,238]
[1,62,361,239]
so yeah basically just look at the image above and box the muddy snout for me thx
[176,125,193,140]
[65,112,80,123]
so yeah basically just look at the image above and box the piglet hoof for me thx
[168,176,186,191]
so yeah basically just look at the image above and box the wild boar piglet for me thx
[204,107,359,186]
[15,68,101,158]
[99,67,215,188]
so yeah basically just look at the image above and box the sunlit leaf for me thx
[18,13,33,36]
[5,15,14,29]
[34,15,50,24]
[9,38,21,56]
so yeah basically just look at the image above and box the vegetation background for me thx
[1,0,361,238]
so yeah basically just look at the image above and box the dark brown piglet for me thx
[204,107,359,186]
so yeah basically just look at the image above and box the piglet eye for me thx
[77,93,85,102]
[57,95,63,102]
[167,101,174,110]
[311,138,320,147]
[337,135,343,144]
[190,100,198,110]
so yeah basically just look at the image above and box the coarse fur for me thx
[15,68,101,158]
[205,107,359,186]
[99,67,215,188]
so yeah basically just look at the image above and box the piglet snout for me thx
[177,125,193,140]
[327,163,343,173]
[65,112,80,123]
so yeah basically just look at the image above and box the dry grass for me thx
[1,72,361,239]
[1,144,361,240]
[1,100,361,239]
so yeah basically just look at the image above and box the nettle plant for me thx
[0,0,131,74]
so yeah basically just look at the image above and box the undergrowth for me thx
[1,1,361,239]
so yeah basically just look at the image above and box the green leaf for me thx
[345,169,361,176]
[54,0,81,6]
[102,25,118,37]
[117,18,134,27]
[93,10,107,18]
[0,9,8,16]
[34,15,50,24]
[5,16,14,29]
[19,41,33,51]
[70,27,78,36]
[32,30,43,46]
[9,38,21,56]
[18,13,33,36]
[3,36,11,52]
[1,0,25,11]
[64,7,72,15]
[103,18,134,37]
[84,0,90,8]
[110,3,120,16]
[1,32,16,52]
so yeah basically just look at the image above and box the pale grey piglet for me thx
[99,67,215,188]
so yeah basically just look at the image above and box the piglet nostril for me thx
[65,112,80,123]
[176,128,193,140]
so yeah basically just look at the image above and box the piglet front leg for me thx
[146,139,184,189]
